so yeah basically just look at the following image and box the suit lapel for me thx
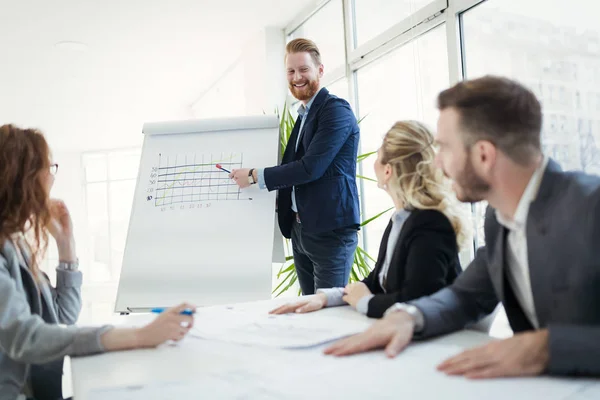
[20,242,60,322]
[524,159,562,327]
[2,239,44,315]
[295,88,329,157]
[371,221,393,291]
[488,224,506,302]
[284,115,302,162]
[385,211,417,287]
[488,223,533,331]
[297,110,316,156]
[15,239,59,321]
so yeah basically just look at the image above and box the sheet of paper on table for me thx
[188,307,373,348]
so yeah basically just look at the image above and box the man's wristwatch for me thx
[384,302,424,332]
[248,168,256,185]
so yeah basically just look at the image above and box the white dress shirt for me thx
[494,156,549,329]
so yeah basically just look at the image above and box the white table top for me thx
[70,298,599,400]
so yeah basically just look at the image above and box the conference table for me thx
[70,297,599,399]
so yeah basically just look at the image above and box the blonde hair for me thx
[285,38,322,66]
[379,121,470,249]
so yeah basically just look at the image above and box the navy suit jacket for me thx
[264,88,360,238]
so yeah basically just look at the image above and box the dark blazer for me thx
[410,159,600,376]
[264,88,360,238]
[362,209,461,318]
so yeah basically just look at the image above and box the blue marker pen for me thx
[151,308,194,316]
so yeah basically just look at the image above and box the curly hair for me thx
[379,121,470,249]
[0,124,52,279]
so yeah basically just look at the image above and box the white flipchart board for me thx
[115,115,279,313]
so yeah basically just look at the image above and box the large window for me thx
[356,25,450,257]
[326,77,350,101]
[462,0,600,246]
[353,0,439,47]
[79,149,140,322]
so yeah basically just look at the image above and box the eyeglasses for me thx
[49,163,59,176]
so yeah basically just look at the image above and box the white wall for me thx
[191,27,288,118]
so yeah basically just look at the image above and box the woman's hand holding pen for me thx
[100,303,197,351]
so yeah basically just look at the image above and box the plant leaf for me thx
[361,207,394,226]
[357,151,377,163]
[357,245,376,263]
[275,275,298,297]
[357,113,368,125]
[356,174,377,182]
[272,268,295,294]
[277,262,295,278]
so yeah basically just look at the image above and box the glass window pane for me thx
[461,0,600,246]
[85,182,111,282]
[326,78,350,101]
[356,25,449,257]
[353,0,438,47]
[83,153,107,182]
[109,180,136,279]
[289,0,346,78]
[108,150,141,180]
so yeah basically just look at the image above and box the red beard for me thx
[289,78,320,101]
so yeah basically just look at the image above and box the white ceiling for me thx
[0,0,312,151]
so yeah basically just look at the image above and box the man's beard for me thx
[453,156,490,203]
[289,77,320,101]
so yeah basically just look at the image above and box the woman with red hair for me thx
[0,124,195,400]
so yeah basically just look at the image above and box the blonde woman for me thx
[271,121,468,318]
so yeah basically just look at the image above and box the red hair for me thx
[0,124,52,279]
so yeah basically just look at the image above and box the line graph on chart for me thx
[150,152,250,206]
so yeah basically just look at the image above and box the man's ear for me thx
[473,140,497,175]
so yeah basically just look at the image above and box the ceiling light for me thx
[54,41,89,52]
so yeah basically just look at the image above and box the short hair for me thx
[285,38,322,67]
[437,75,542,165]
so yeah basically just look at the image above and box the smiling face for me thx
[286,51,323,103]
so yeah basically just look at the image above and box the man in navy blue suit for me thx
[230,38,360,294]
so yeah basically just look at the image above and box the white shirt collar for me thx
[297,88,322,117]
[391,208,411,224]
[496,156,549,230]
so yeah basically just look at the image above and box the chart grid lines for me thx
[154,152,248,206]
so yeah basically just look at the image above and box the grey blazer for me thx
[0,239,109,399]
[410,159,600,376]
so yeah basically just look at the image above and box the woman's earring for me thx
[383,183,388,190]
